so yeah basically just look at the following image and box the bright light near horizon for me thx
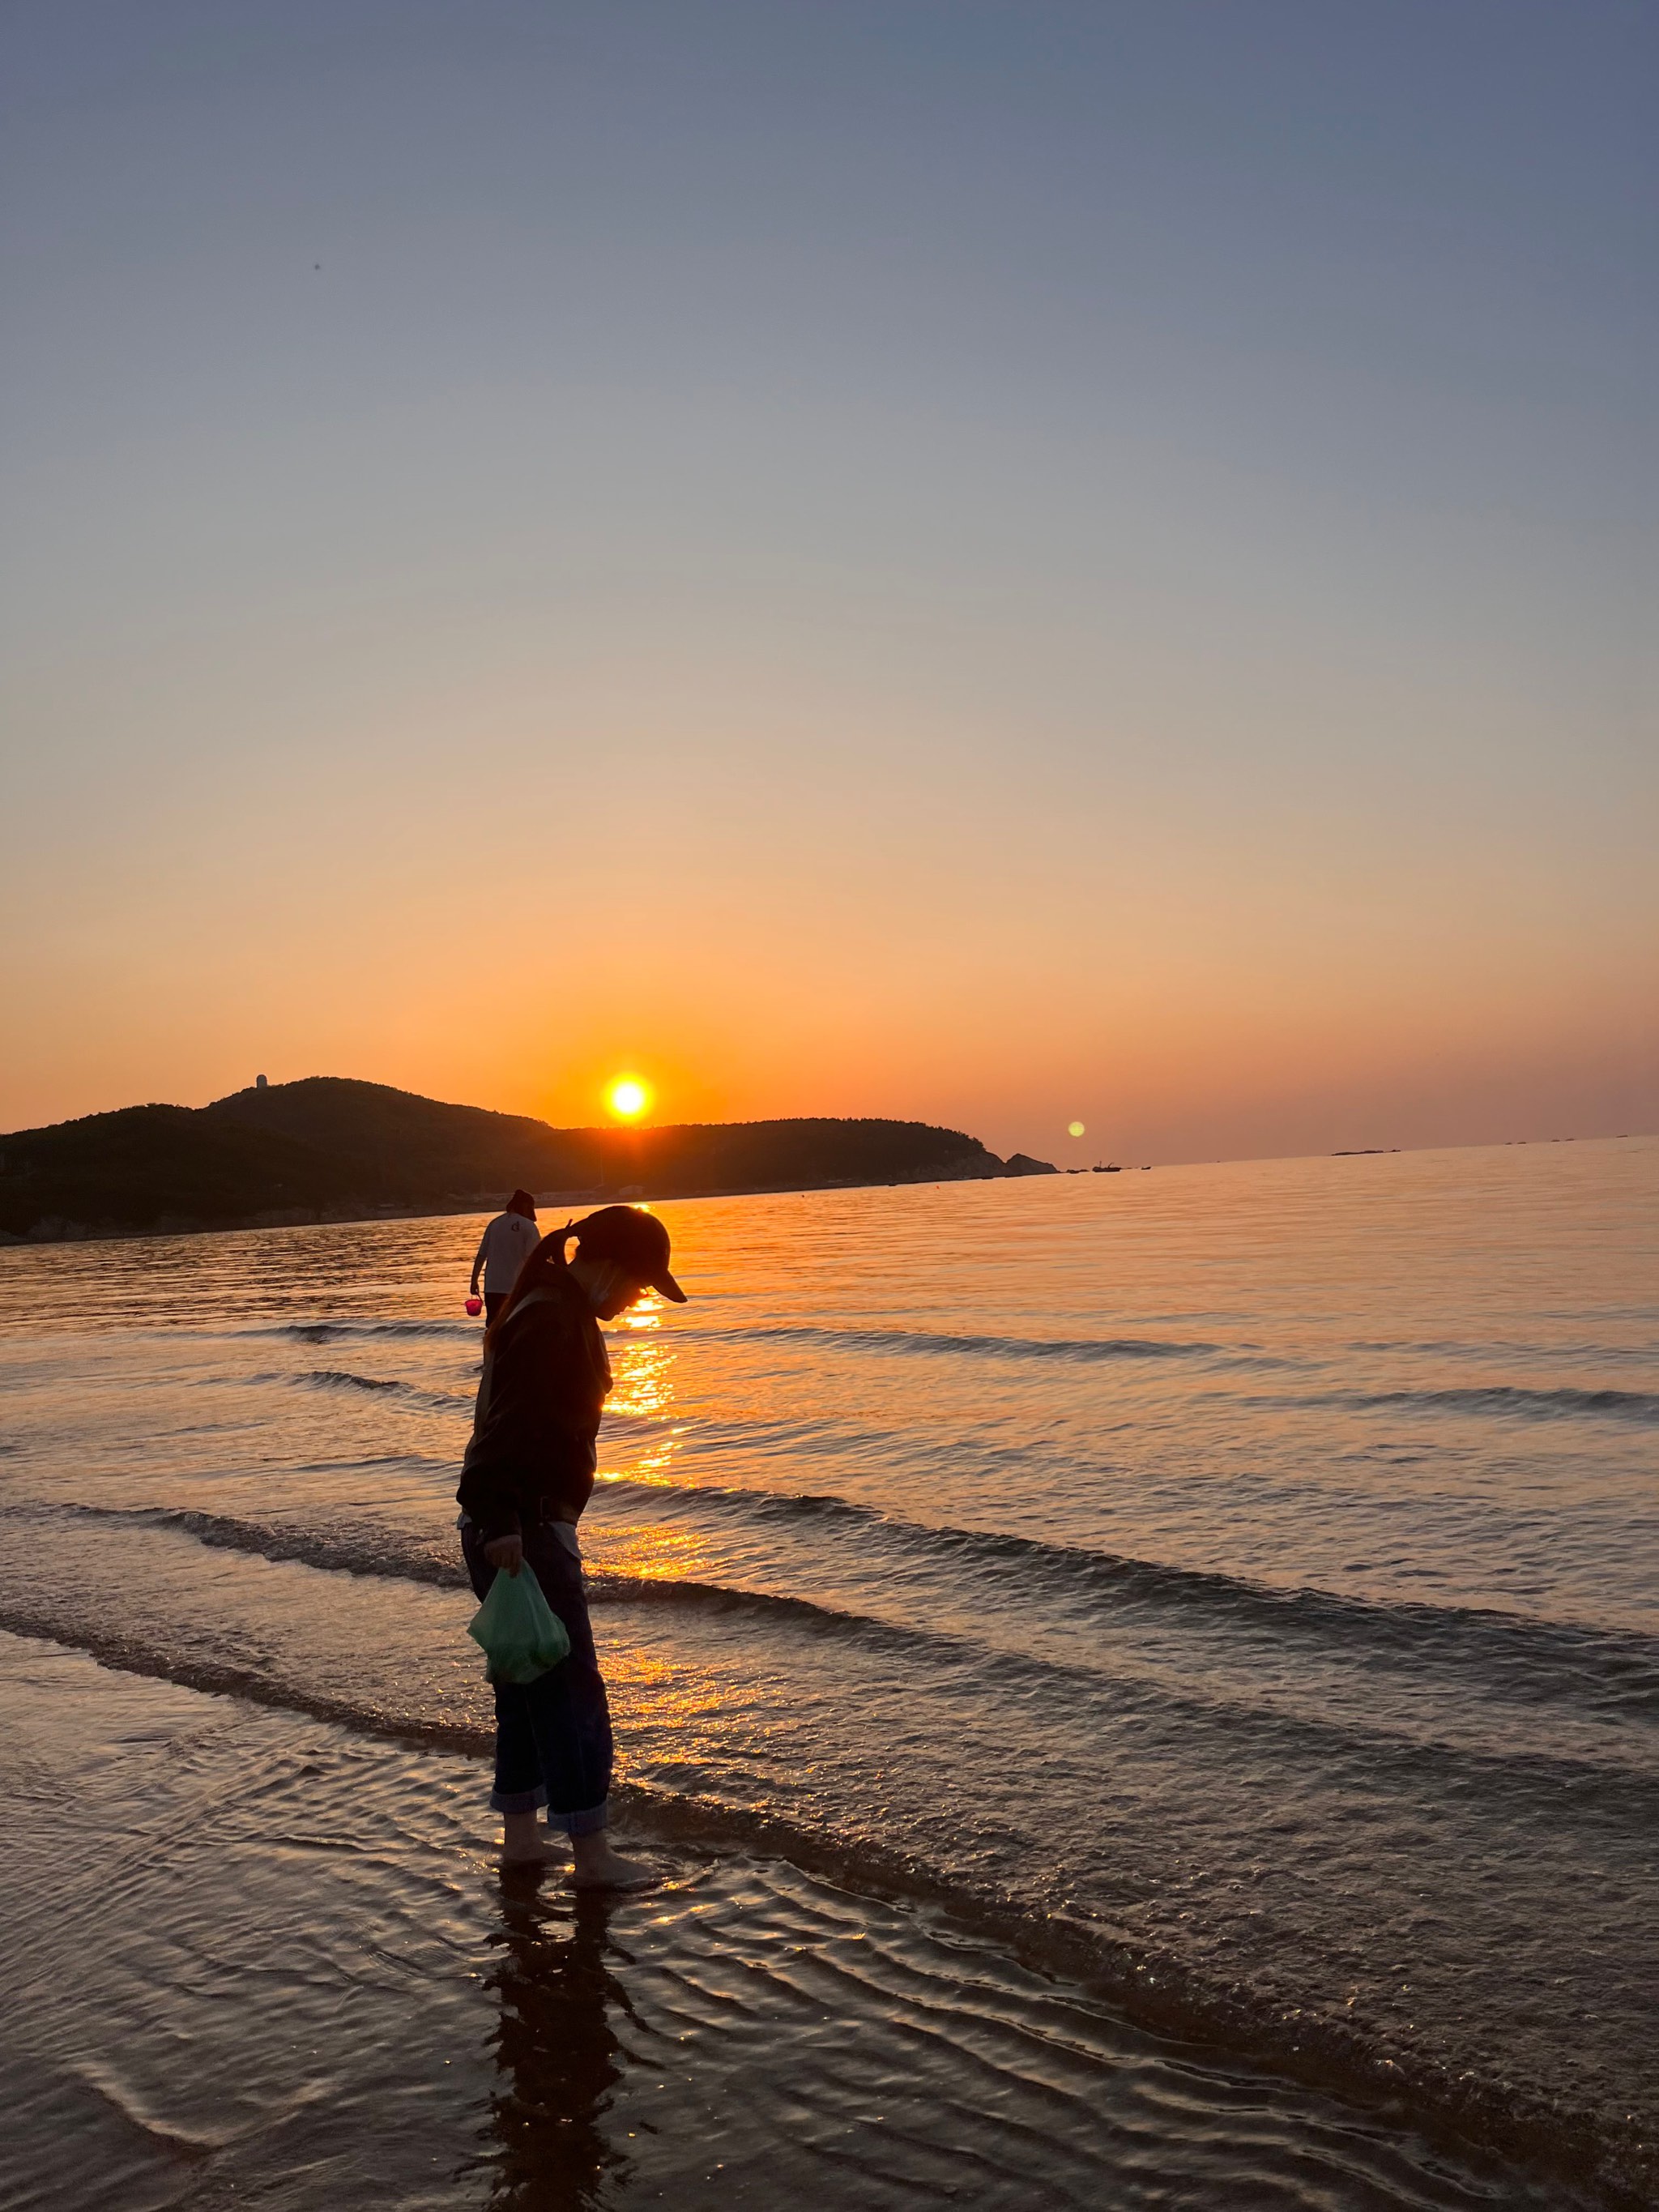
[1068,1120,1085,1138]
[607,1075,651,1121]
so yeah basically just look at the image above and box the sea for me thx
[0,1137,1653,2210]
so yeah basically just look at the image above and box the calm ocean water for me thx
[0,1138,1653,2208]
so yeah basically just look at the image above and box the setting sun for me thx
[607,1076,652,1121]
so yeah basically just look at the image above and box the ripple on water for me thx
[0,1633,1606,2212]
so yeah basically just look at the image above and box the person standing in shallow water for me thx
[457,1205,687,1884]
[469,1189,540,1325]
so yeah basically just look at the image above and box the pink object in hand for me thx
[465,1295,483,1317]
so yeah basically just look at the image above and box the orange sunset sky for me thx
[2,4,1654,1167]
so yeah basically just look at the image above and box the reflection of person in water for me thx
[484,1874,631,2212]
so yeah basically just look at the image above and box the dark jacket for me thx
[456,1274,612,1544]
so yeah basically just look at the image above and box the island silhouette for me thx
[0,1078,1056,1242]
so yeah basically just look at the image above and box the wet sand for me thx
[0,1630,1613,2211]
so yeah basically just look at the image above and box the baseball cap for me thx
[572,1205,687,1303]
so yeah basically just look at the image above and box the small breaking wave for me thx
[11,1519,1654,1829]
[1296,1384,1659,1428]
[58,1505,468,1589]
[254,1319,476,1345]
[299,1367,403,1394]
[586,1477,1659,1719]
[48,1492,1659,1728]
[680,1322,1243,1365]
[293,1369,473,1411]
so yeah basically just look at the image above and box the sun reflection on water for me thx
[608,1337,675,1418]
[599,1309,683,1487]
[596,1523,720,1582]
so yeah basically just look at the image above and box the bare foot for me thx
[499,1811,568,1866]
[569,1834,655,1890]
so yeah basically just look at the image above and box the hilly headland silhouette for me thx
[0,1077,1056,1242]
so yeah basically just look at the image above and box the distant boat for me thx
[1091,1162,1123,1172]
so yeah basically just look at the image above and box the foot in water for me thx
[499,1811,568,1866]
[570,1832,655,1890]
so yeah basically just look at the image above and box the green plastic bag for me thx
[467,1563,571,1685]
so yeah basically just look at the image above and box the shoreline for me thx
[5,1129,1648,1253]
[0,1161,1052,1249]
[1,1620,1640,2210]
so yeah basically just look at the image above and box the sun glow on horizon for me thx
[607,1074,652,1121]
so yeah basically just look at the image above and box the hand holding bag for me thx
[467,1562,571,1684]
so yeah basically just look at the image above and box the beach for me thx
[1,1140,1654,2207]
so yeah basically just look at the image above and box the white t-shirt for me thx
[474,1210,539,1293]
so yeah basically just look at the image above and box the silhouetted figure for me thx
[471,1191,540,1323]
[458,1206,687,1885]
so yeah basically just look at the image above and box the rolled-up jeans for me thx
[461,1517,612,1836]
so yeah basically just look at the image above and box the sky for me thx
[2,0,1654,1166]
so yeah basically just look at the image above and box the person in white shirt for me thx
[469,1191,539,1323]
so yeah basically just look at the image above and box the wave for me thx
[1332,1383,1659,1427]
[255,1319,476,1344]
[0,1608,1644,2205]
[679,1322,1246,1365]
[292,1369,474,1411]
[49,1495,1659,1732]
[586,1476,1659,1717]
[587,1572,1659,1763]
[58,1505,470,1589]
[18,1512,1659,1828]
[246,1315,1239,1364]
[1342,1336,1659,1370]
[299,1367,403,1393]
[284,1367,657,1435]
[42,1502,1048,1673]
[239,1320,1656,1424]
